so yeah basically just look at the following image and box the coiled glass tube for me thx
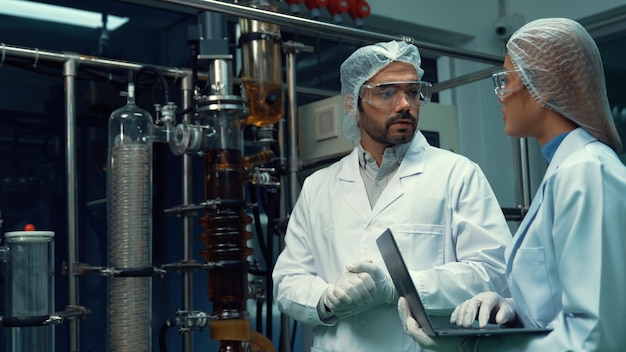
[107,83,153,352]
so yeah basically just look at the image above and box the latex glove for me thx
[347,260,397,306]
[398,297,472,352]
[322,269,377,318]
[450,292,516,328]
[324,261,397,318]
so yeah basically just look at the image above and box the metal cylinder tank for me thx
[239,0,284,127]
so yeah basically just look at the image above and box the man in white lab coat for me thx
[272,40,511,351]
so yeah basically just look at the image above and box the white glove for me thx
[321,260,396,318]
[450,292,516,328]
[398,297,473,352]
[347,260,397,306]
[322,269,377,318]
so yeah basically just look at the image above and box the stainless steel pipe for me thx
[157,0,504,65]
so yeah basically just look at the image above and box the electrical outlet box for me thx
[298,95,354,165]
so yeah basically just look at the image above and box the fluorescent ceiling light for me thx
[0,0,129,31]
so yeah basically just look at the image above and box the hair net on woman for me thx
[507,17,623,152]
[340,40,424,140]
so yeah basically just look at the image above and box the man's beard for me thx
[382,111,417,145]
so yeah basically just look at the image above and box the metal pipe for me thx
[517,138,532,207]
[180,74,194,352]
[159,0,503,65]
[432,66,501,93]
[284,44,303,215]
[3,44,190,79]
[17,45,495,102]
[5,43,494,101]
[280,43,301,352]
[63,54,80,352]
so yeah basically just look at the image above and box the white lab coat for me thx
[273,131,511,352]
[476,128,626,351]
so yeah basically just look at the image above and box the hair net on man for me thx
[340,40,424,140]
[507,17,623,152]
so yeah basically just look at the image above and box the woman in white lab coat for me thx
[399,18,626,352]
[273,40,512,352]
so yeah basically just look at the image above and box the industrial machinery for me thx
[105,2,283,351]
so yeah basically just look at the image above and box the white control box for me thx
[297,95,354,165]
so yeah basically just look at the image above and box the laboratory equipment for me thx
[239,0,284,127]
[1,230,55,352]
[107,79,154,352]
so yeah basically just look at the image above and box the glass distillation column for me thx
[239,0,284,127]
[1,230,55,352]
[196,52,252,352]
[107,81,153,352]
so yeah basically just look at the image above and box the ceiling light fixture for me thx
[0,0,129,31]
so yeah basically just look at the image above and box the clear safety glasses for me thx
[359,80,432,109]
[492,69,520,102]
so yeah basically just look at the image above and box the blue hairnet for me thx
[340,40,424,140]
[507,18,622,152]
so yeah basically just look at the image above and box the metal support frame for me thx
[279,40,314,352]
[180,74,194,352]
[1,44,194,352]
[63,54,80,352]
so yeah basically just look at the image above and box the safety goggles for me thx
[359,80,432,109]
[492,69,520,102]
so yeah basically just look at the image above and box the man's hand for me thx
[347,260,397,305]
[322,268,376,318]
[320,260,396,318]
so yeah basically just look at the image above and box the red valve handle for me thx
[326,0,349,15]
[348,0,370,19]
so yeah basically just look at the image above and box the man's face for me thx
[358,62,421,150]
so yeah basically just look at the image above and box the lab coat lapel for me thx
[369,174,403,218]
[370,132,427,219]
[506,182,545,267]
[338,149,373,222]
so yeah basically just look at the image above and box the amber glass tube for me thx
[200,149,253,316]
